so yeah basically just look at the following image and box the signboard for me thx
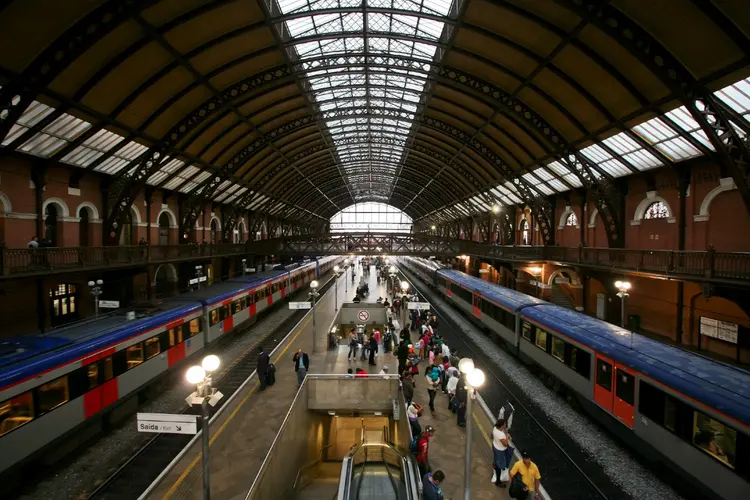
[289,301,312,310]
[189,276,208,285]
[98,300,120,308]
[247,267,256,272]
[555,277,570,284]
[137,413,197,435]
[479,269,489,274]
[357,310,370,321]
[407,302,431,310]
[700,317,739,344]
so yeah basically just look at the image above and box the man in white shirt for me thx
[440,341,450,358]
[27,236,39,248]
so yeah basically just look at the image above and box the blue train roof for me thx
[0,301,201,390]
[438,268,546,311]
[521,305,750,426]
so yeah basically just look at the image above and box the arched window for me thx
[158,213,170,245]
[565,212,578,227]
[329,202,412,233]
[644,201,670,220]
[519,218,529,245]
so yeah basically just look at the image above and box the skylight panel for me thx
[715,77,750,115]
[61,128,125,167]
[18,113,91,157]
[94,140,149,174]
[146,158,185,185]
[1,101,55,146]
[632,117,702,161]
[579,144,631,178]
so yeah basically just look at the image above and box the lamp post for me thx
[615,280,632,328]
[344,258,350,293]
[528,266,542,298]
[185,355,224,500]
[458,358,485,500]
[333,266,341,311]
[310,280,320,352]
[241,258,247,276]
[88,279,103,317]
[389,265,397,294]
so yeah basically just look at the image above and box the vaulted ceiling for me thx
[0,0,749,238]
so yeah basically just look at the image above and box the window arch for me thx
[329,202,412,233]
[565,212,579,226]
[644,201,670,219]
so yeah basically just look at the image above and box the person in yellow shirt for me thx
[510,450,542,500]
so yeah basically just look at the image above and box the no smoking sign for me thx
[357,310,370,321]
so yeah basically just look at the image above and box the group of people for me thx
[346,327,394,365]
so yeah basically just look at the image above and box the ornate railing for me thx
[2,234,749,284]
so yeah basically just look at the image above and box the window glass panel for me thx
[551,337,565,361]
[87,364,99,390]
[189,318,201,336]
[693,413,736,468]
[101,357,113,382]
[144,337,160,360]
[0,393,34,435]
[126,343,144,369]
[596,359,612,391]
[615,369,635,405]
[535,329,547,350]
[210,309,220,326]
[37,377,69,414]
[644,201,670,219]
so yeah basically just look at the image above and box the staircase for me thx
[297,461,342,500]
[550,284,574,309]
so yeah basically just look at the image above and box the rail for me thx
[2,236,749,284]
[292,443,334,494]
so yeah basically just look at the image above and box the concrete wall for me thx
[246,382,329,500]
[339,302,388,325]
[307,375,400,412]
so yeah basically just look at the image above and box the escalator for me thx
[337,425,420,500]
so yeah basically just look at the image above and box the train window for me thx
[221,304,231,319]
[232,300,242,314]
[572,348,591,379]
[189,318,201,336]
[248,293,255,304]
[144,337,160,360]
[693,412,737,469]
[551,337,565,362]
[0,393,34,436]
[521,321,533,342]
[87,364,99,390]
[126,343,144,369]
[37,377,69,415]
[596,359,612,391]
[169,327,184,346]
[100,357,114,382]
[210,309,220,326]
[615,370,635,405]
[535,328,548,351]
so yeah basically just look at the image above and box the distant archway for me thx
[153,263,178,298]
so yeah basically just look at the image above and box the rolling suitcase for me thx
[265,363,276,386]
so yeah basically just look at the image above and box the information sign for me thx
[98,300,120,308]
[289,302,312,310]
[700,317,739,344]
[407,302,431,310]
[357,310,370,321]
[137,413,197,435]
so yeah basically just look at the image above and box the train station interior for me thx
[1,1,749,500]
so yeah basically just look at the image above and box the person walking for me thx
[348,329,358,361]
[416,425,435,478]
[422,470,446,500]
[397,340,410,375]
[455,374,467,426]
[510,450,542,500]
[446,371,459,410]
[492,418,513,488]
[425,365,440,412]
[368,334,378,366]
[292,348,309,387]
[257,347,270,391]
[402,372,415,405]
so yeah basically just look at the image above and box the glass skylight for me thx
[275,0,454,200]
[330,201,413,232]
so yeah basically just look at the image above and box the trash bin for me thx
[628,314,640,331]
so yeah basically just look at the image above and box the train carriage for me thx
[0,302,203,473]
[399,256,750,500]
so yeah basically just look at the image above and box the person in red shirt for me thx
[355,368,368,378]
[417,425,436,478]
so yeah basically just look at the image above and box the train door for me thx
[613,363,635,428]
[472,294,481,318]
[594,354,614,413]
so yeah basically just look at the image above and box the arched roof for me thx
[0,0,749,239]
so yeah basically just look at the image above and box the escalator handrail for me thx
[337,422,367,500]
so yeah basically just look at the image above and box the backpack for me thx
[509,472,527,499]
[409,437,419,454]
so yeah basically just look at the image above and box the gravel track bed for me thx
[401,267,684,500]
[13,273,336,500]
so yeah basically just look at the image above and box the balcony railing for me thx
[1,236,749,284]
[0,243,249,277]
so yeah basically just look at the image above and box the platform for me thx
[145,264,506,500]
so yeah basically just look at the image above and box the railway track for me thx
[85,276,337,500]
[399,267,616,500]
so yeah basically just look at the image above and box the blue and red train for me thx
[0,256,343,474]
[399,256,750,500]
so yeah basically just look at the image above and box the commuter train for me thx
[0,256,344,474]
[399,256,750,500]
